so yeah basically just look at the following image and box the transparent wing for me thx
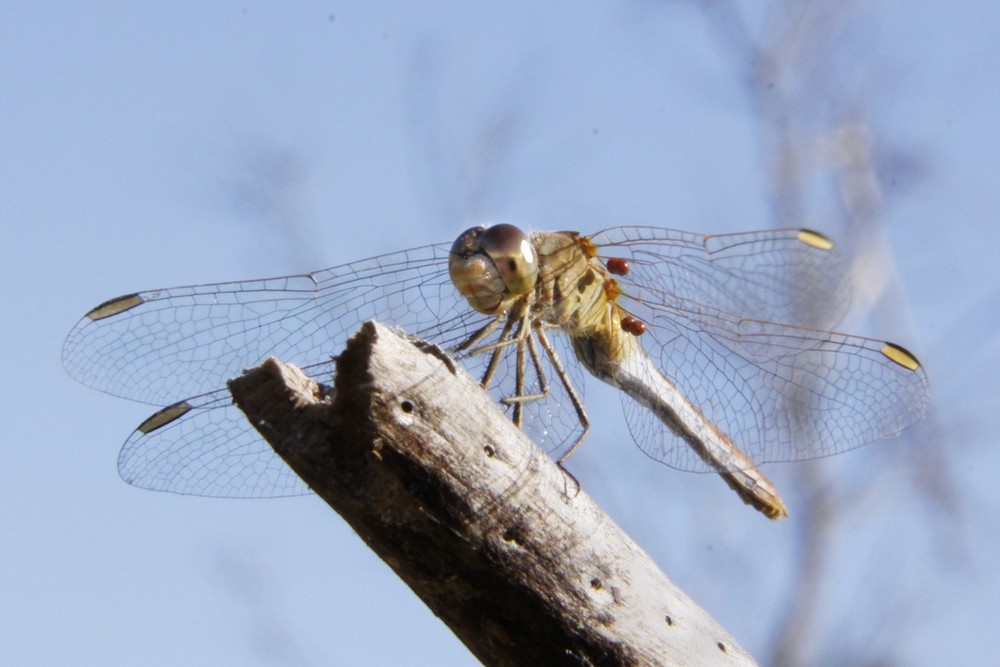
[116,365,336,498]
[616,285,930,472]
[63,243,472,405]
[64,242,583,496]
[590,226,849,330]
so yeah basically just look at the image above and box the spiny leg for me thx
[454,316,503,354]
[463,300,533,389]
[478,314,517,390]
[533,327,590,463]
[500,316,552,427]
[513,324,525,428]
[500,326,550,406]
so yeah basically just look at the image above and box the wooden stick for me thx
[227,321,757,667]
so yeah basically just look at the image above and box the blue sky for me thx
[4,2,999,665]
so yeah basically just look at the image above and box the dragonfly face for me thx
[449,224,539,313]
[64,223,930,516]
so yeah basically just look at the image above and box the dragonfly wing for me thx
[68,236,592,494]
[62,243,493,407]
[117,364,336,497]
[617,286,930,472]
[590,226,849,330]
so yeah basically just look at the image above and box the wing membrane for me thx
[618,285,929,472]
[591,226,848,330]
[63,244,479,406]
[115,363,334,497]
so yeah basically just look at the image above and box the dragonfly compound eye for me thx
[449,224,538,314]
[479,224,539,297]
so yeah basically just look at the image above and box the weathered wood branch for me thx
[227,321,757,667]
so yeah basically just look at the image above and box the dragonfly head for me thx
[449,224,539,314]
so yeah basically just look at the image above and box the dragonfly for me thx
[63,224,930,518]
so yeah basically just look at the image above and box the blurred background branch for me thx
[692,2,959,665]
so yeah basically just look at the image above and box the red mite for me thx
[606,257,630,276]
[620,315,646,336]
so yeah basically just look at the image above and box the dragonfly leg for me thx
[530,327,590,463]
[499,319,550,406]
[454,316,503,353]
[512,325,525,428]
[475,315,517,389]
